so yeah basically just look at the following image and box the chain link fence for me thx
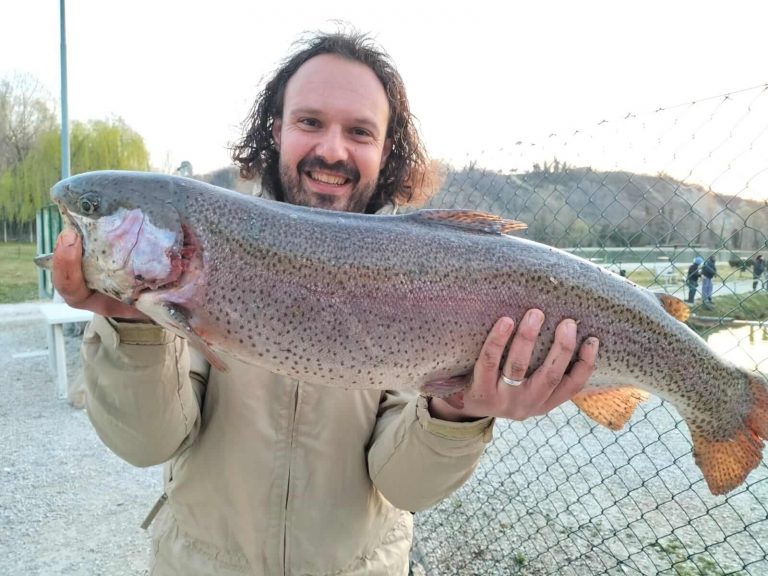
[411,85,768,575]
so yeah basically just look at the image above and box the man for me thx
[753,254,765,291]
[52,31,598,575]
[686,256,703,304]
[701,255,717,307]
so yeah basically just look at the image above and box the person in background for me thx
[753,254,765,291]
[686,256,703,304]
[49,30,599,576]
[701,255,717,308]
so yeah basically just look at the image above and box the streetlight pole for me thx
[39,0,70,298]
[60,0,70,179]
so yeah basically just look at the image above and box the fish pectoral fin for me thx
[407,209,527,236]
[421,373,472,398]
[156,302,229,372]
[692,373,768,495]
[572,387,650,430]
[656,293,690,322]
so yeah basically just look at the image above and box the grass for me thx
[624,266,768,322]
[0,243,41,303]
[690,291,768,321]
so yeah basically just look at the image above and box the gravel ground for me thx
[0,303,162,576]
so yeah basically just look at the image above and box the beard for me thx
[278,155,378,213]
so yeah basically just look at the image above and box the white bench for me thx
[38,302,94,398]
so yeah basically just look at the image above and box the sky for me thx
[2,0,767,197]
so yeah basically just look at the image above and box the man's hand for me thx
[52,229,150,320]
[429,310,598,422]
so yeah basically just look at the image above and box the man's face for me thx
[272,53,392,213]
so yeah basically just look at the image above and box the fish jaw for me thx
[71,206,186,304]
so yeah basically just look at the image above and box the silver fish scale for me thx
[174,181,745,418]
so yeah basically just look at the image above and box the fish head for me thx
[52,171,187,304]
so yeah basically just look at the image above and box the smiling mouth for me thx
[307,171,349,186]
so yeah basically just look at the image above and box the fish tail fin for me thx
[572,387,650,430]
[690,372,768,495]
[746,371,768,440]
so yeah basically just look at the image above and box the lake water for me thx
[703,323,768,372]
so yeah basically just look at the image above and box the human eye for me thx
[350,127,373,140]
[298,117,320,129]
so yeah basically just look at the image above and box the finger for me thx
[51,230,92,305]
[469,317,514,401]
[501,309,544,382]
[538,336,599,413]
[532,318,578,392]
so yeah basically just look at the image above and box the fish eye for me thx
[79,195,100,215]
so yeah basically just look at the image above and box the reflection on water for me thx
[703,324,768,373]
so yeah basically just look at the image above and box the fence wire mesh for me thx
[410,84,768,576]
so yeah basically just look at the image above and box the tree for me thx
[0,73,57,171]
[0,117,150,228]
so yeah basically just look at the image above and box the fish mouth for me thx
[56,202,83,240]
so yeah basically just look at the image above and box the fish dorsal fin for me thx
[572,387,650,430]
[656,293,690,322]
[407,209,527,236]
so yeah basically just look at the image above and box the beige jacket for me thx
[82,313,494,575]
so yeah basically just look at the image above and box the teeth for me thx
[310,172,346,185]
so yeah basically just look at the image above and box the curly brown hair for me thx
[230,29,433,212]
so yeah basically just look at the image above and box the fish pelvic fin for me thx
[407,209,527,236]
[656,293,690,322]
[572,387,650,430]
[691,372,768,495]
[157,302,229,372]
[420,373,472,398]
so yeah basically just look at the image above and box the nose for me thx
[314,125,348,165]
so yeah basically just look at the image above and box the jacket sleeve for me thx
[367,391,493,512]
[81,315,206,467]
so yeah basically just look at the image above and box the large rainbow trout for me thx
[37,170,768,495]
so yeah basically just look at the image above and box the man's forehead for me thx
[282,54,389,120]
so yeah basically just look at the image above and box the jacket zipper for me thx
[283,382,300,574]
[141,492,168,530]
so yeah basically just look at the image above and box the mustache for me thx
[298,157,359,181]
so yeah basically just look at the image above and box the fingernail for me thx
[526,309,544,327]
[501,318,514,335]
[566,319,577,338]
[60,229,77,246]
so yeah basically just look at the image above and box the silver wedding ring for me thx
[499,373,523,387]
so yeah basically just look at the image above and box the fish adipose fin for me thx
[656,293,690,322]
[572,387,650,430]
[158,302,229,372]
[691,373,768,495]
[407,209,527,236]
